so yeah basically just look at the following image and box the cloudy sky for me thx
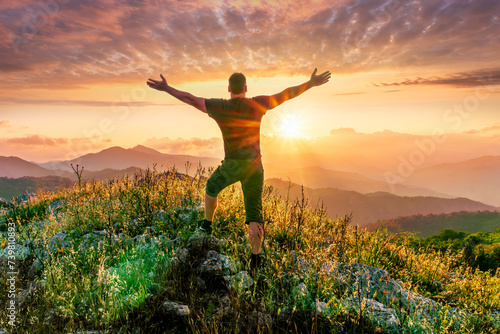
[0,0,499,166]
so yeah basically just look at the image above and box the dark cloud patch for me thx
[374,68,500,88]
[0,97,179,107]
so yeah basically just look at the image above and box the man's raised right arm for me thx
[256,68,331,110]
[147,74,207,113]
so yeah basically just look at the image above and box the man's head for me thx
[228,72,247,95]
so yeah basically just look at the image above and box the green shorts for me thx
[206,157,264,224]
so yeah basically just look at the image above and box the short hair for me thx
[229,72,246,94]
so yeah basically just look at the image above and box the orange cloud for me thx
[1,0,499,91]
[464,123,500,135]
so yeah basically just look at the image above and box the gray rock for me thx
[296,256,311,273]
[326,261,468,327]
[48,232,71,252]
[153,209,168,222]
[130,234,151,243]
[197,277,206,289]
[126,217,145,230]
[344,297,399,329]
[46,199,67,213]
[219,254,237,275]
[28,258,44,278]
[0,198,13,208]
[94,229,109,236]
[314,300,330,315]
[78,233,107,253]
[320,261,335,276]
[171,248,189,266]
[6,281,39,309]
[162,301,190,317]
[186,233,223,250]
[446,272,466,281]
[225,271,254,290]
[198,250,223,276]
[145,226,156,235]
[295,283,310,297]
[219,294,231,316]
[111,233,125,243]
[0,243,31,260]
[257,311,273,327]
[44,308,64,327]
[16,193,36,204]
[112,222,123,232]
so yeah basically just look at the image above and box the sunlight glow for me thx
[278,114,303,138]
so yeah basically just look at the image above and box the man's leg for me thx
[202,159,240,233]
[248,222,264,254]
[204,192,218,222]
[241,160,264,270]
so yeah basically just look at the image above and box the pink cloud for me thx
[2,134,69,146]
[0,134,112,162]
[143,137,223,157]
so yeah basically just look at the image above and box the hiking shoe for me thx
[197,219,213,234]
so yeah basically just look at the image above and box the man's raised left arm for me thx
[255,68,331,110]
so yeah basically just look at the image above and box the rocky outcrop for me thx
[321,261,469,328]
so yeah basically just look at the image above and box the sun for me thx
[278,114,302,138]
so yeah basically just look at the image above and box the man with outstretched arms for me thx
[147,68,331,270]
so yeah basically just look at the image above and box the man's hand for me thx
[309,68,331,87]
[147,74,168,91]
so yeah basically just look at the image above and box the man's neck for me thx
[230,92,246,99]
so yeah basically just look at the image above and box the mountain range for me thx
[404,156,500,207]
[1,145,498,226]
[266,178,498,226]
[37,145,221,172]
[0,145,220,179]
[264,165,451,198]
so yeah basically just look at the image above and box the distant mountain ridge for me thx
[365,211,500,238]
[266,178,499,226]
[36,145,221,172]
[0,156,55,178]
[265,165,451,198]
[2,147,499,218]
[405,155,500,206]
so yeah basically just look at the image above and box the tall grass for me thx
[0,166,498,333]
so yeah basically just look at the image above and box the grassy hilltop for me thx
[0,167,499,333]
